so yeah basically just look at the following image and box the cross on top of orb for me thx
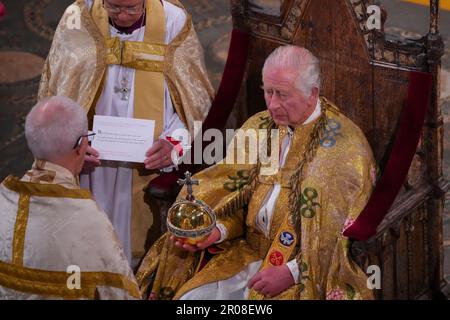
[178,171,199,201]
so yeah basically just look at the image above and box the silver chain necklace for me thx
[112,12,146,101]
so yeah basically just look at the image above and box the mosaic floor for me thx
[0,0,449,290]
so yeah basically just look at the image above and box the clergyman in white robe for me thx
[80,0,188,265]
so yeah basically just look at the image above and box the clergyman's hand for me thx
[171,227,221,253]
[81,145,101,174]
[144,139,174,170]
[247,265,295,298]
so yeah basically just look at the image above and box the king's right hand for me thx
[171,227,221,253]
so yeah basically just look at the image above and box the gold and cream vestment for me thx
[0,161,140,299]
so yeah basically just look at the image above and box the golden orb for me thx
[167,200,216,245]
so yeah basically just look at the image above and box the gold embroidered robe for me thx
[0,161,140,299]
[137,98,376,300]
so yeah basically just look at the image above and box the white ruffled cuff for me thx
[286,259,300,284]
[215,222,229,244]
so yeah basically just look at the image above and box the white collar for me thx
[303,99,321,125]
[287,99,321,135]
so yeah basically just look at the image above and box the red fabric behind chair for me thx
[343,71,433,241]
[0,2,6,19]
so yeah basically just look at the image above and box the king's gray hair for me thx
[262,45,321,96]
[25,96,88,160]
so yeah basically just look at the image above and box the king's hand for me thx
[247,265,295,298]
[171,227,221,253]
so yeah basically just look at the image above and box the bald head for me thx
[262,46,321,97]
[25,96,87,161]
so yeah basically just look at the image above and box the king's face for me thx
[262,66,317,127]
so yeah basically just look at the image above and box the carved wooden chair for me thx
[146,0,448,299]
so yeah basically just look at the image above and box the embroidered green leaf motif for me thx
[223,170,251,192]
[298,282,306,293]
[259,116,272,129]
[300,262,308,272]
[297,261,310,294]
[346,284,356,300]
[299,187,321,218]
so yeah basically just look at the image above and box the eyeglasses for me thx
[261,86,291,101]
[73,132,96,149]
[103,0,145,15]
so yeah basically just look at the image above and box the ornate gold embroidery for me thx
[0,260,140,299]
[104,38,167,72]
[12,194,30,266]
[3,176,92,199]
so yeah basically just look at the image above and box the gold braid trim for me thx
[216,118,276,218]
[290,99,335,297]
[0,260,140,299]
[12,194,31,266]
[288,113,328,235]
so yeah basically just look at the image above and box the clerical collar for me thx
[287,99,322,134]
[109,14,146,35]
[303,99,322,125]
